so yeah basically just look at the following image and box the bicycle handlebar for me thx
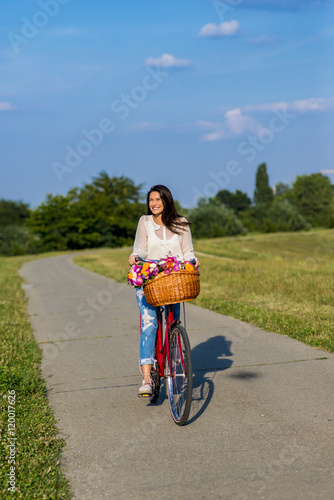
[136,256,196,264]
[136,257,159,263]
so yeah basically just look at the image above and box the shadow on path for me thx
[187,335,234,424]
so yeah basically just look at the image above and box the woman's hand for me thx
[195,258,200,268]
[129,254,139,266]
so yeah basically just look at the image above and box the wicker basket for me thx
[143,269,200,307]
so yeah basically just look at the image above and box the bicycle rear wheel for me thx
[166,325,193,425]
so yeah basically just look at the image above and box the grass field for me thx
[0,254,71,499]
[74,229,334,353]
[0,229,333,497]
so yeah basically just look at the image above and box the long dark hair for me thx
[146,185,190,234]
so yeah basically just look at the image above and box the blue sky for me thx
[1,0,334,208]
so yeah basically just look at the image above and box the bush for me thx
[240,200,311,233]
[0,225,40,256]
[269,199,311,232]
[189,198,247,238]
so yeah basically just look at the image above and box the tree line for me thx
[1,165,333,255]
[190,163,334,238]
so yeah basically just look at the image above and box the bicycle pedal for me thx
[138,393,150,397]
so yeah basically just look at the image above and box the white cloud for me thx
[195,96,334,141]
[198,21,239,38]
[195,109,260,141]
[145,53,192,68]
[0,102,17,111]
[289,97,334,112]
[202,131,225,141]
[243,97,334,113]
[225,108,260,135]
[154,95,334,143]
[321,169,334,174]
[195,121,226,141]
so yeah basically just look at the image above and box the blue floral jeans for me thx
[136,288,180,366]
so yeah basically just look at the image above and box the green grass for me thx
[0,231,331,498]
[74,230,334,353]
[0,254,71,499]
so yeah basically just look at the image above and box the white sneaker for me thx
[138,378,153,396]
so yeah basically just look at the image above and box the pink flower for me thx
[134,276,143,286]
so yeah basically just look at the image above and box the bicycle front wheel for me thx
[166,325,193,425]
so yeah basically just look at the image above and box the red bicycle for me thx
[138,258,194,426]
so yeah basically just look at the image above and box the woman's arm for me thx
[181,223,200,267]
[128,216,148,265]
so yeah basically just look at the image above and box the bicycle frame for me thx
[155,304,181,378]
[139,304,180,377]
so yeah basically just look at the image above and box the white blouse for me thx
[131,215,195,261]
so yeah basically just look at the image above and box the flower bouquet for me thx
[127,254,200,306]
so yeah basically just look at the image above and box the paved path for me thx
[19,255,334,500]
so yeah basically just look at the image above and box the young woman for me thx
[129,185,200,396]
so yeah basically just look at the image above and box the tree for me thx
[216,189,251,214]
[29,172,145,251]
[189,198,247,238]
[68,171,145,248]
[0,199,30,227]
[28,193,78,251]
[254,163,274,206]
[215,190,233,208]
[290,173,334,227]
[274,182,290,197]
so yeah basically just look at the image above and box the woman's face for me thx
[149,191,164,217]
